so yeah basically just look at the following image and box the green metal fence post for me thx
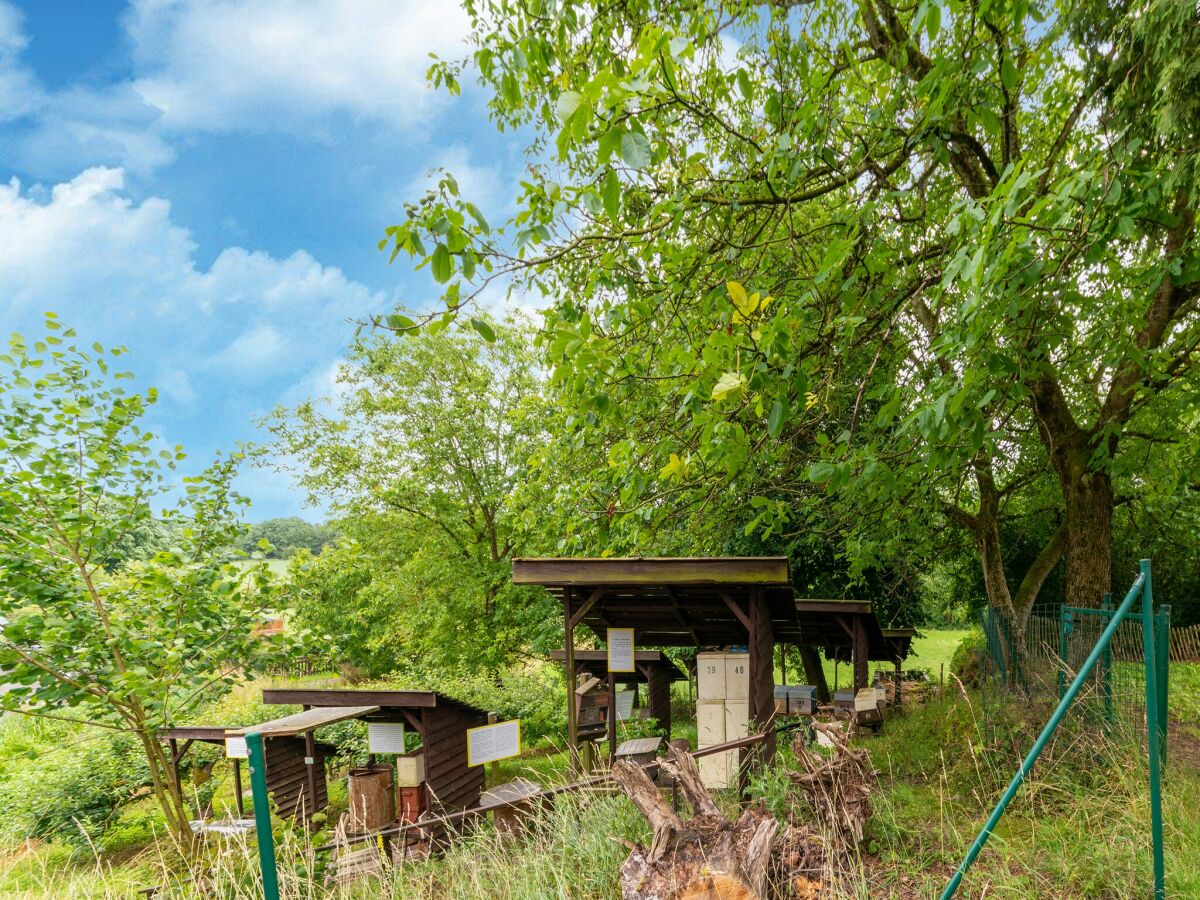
[1058,608,1073,700]
[246,731,281,900]
[941,570,1148,900]
[1100,592,1114,726]
[1140,560,1165,900]
[1155,604,1170,768]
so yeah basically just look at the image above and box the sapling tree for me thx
[0,318,278,853]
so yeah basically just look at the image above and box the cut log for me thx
[613,749,779,899]
[659,742,722,820]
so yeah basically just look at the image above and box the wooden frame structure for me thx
[514,557,792,774]
[514,557,916,776]
[160,722,344,822]
[261,689,490,824]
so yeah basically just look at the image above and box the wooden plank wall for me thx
[422,703,488,828]
[646,669,672,736]
[265,736,327,821]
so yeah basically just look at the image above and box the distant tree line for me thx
[236,517,338,559]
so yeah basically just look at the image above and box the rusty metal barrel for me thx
[347,764,396,833]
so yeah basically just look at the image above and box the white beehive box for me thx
[724,653,749,701]
[395,754,425,787]
[696,699,726,747]
[697,652,727,700]
[698,749,733,790]
[724,700,750,740]
[854,688,879,713]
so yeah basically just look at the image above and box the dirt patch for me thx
[1168,720,1200,771]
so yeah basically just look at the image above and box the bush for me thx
[950,626,989,687]
[0,719,152,849]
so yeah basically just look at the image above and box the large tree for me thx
[387,0,1200,626]
[269,313,559,671]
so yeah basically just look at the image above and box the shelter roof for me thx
[513,556,796,647]
[229,705,379,738]
[260,688,488,717]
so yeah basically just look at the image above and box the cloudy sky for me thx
[0,0,526,518]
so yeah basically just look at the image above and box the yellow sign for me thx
[607,627,635,672]
[466,719,521,766]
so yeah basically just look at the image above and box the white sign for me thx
[615,690,635,721]
[367,722,407,754]
[607,627,635,672]
[225,736,249,759]
[466,719,521,766]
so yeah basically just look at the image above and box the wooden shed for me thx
[261,689,490,825]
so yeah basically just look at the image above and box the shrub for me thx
[950,626,989,687]
[0,722,152,849]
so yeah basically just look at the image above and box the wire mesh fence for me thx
[978,600,1171,752]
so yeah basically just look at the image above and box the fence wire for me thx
[979,601,1170,750]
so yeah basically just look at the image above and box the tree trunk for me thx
[797,646,830,703]
[1061,469,1113,608]
[612,744,780,899]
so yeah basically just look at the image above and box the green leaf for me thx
[620,131,652,170]
[431,244,453,284]
[925,1,941,40]
[602,170,621,223]
[767,399,788,438]
[386,314,416,331]
[711,371,746,401]
[555,90,584,123]
[469,318,497,343]
[1000,57,1018,93]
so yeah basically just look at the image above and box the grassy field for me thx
[2,630,1198,898]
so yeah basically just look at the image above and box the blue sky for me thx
[0,0,526,520]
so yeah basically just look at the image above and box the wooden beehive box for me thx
[575,675,609,740]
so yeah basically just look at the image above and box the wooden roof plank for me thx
[512,556,790,587]
[230,705,379,737]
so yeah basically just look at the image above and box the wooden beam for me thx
[663,586,702,644]
[565,586,579,773]
[569,588,605,631]
[834,615,855,642]
[853,615,869,693]
[171,738,195,765]
[718,590,752,632]
[512,556,791,587]
[607,672,617,766]
[262,689,440,709]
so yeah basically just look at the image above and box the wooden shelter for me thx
[548,648,687,738]
[513,557,915,775]
[514,556,791,772]
[261,689,490,824]
[160,716,349,823]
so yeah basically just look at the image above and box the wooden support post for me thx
[853,615,869,694]
[168,737,184,817]
[233,757,245,817]
[607,672,618,766]
[745,588,775,793]
[564,587,579,773]
[487,712,500,787]
[304,729,320,821]
[894,655,903,708]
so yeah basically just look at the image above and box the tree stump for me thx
[612,743,780,899]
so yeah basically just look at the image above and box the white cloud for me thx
[0,2,43,122]
[0,166,387,387]
[127,0,471,131]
